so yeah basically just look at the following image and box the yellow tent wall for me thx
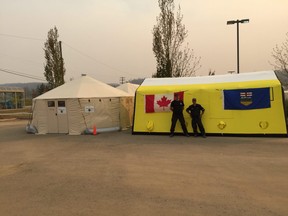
[132,71,287,136]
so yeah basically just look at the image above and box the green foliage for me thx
[36,83,49,96]
[128,78,145,85]
[152,0,201,78]
[44,27,65,89]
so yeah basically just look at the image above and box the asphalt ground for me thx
[0,120,287,216]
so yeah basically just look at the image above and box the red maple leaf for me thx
[157,96,171,110]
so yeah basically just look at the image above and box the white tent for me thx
[31,75,133,135]
[116,83,139,128]
[116,83,139,96]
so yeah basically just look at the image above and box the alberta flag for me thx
[223,88,271,110]
[145,92,184,113]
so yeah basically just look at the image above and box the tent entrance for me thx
[47,100,68,133]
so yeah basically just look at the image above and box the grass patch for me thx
[0,106,32,120]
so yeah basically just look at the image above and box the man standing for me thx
[170,93,189,137]
[186,98,206,138]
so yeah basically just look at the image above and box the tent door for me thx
[56,100,68,133]
[47,100,68,133]
[47,101,58,133]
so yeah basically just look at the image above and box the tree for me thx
[44,27,65,89]
[271,32,288,74]
[36,83,49,96]
[152,0,201,78]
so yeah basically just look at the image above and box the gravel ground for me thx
[0,120,288,216]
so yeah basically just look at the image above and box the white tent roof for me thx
[34,75,130,100]
[116,83,139,96]
[141,71,278,86]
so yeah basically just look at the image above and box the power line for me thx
[0,68,46,81]
[0,33,44,41]
[62,42,124,73]
[62,42,135,77]
[0,33,137,79]
[0,52,43,68]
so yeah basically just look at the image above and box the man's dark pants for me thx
[192,117,205,135]
[170,113,188,134]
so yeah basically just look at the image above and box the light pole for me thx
[227,19,249,74]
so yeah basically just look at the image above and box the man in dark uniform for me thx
[186,98,206,138]
[170,93,189,137]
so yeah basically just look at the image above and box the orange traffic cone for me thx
[93,124,97,135]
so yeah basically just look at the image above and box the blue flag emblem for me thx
[224,88,271,110]
[240,91,253,106]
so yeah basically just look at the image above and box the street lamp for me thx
[227,19,249,74]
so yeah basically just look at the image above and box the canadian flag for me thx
[145,92,184,113]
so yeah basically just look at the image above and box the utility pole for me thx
[120,77,125,84]
[59,41,64,84]
[59,41,63,59]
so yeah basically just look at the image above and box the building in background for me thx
[0,87,25,109]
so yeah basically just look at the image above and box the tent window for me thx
[48,101,55,107]
[58,101,66,107]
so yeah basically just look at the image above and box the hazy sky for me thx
[0,0,288,84]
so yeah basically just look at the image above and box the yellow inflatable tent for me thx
[132,71,288,136]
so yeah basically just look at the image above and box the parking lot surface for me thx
[0,120,287,216]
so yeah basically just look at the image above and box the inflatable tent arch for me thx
[132,71,288,136]
[116,83,140,128]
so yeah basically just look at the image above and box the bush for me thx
[25,99,32,106]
